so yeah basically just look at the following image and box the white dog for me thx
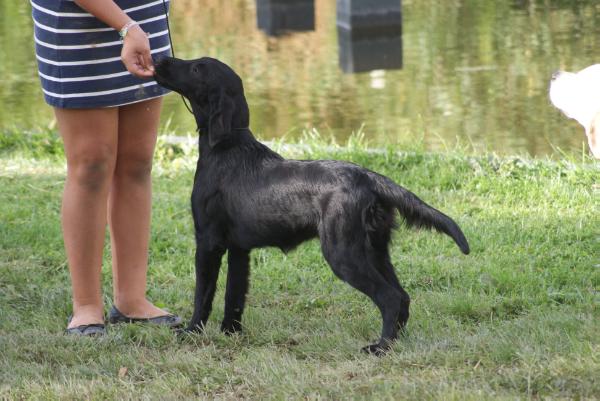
[549,64,600,159]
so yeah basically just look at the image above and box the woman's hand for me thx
[121,24,154,79]
[72,1,156,78]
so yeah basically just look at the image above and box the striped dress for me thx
[31,0,172,109]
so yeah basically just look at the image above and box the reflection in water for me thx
[336,0,402,73]
[2,0,600,156]
[256,0,315,36]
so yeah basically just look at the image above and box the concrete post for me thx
[337,0,403,73]
[257,0,315,37]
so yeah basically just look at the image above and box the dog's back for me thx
[199,136,469,256]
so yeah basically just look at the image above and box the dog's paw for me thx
[220,320,242,335]
[361,342,391,357]
[176,323,204,336]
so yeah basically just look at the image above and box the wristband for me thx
[118,20,138,40]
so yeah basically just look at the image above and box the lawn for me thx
[0,131,598,400]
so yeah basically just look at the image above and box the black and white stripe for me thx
[31,0,171,108]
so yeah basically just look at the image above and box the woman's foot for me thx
[65,320,106,336]
[66,304,106,336]
[109,299,183,327]
[112,298,170,319]
[67,303,105,329]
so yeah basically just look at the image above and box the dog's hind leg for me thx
[371,252,410,332]
[221,247,250,334]
[365,201,410,333]
[320,230,406,356]
[367,235,410,331]
[188,240,226,332]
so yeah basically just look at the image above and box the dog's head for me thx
[154,56,250,147]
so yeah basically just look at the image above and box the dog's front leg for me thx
[187,240,226,332]
[221,247,250,334]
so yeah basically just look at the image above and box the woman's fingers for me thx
[121,52,138,76]
[141,47,155,74]
[122,52,152,78]
[121,25,154,78]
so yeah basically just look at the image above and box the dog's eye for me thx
[192,64,204,75]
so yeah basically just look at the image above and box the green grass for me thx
[0,131,598,400]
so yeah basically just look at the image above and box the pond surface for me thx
[1,0,599,156]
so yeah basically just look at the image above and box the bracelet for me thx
[118,20,138,40]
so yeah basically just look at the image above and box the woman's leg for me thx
[55,107,119,328]
[109,97,168,318]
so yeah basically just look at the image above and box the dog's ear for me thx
[208,88,235,147]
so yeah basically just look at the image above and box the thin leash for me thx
[159,0,248,132]
[161,0,194,115]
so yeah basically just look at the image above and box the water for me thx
[1,0,599,156]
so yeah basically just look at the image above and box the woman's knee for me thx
[114,151,154,184]
[67,144,116,192]
[55,107,119,192]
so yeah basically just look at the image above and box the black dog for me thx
[154,57,470,355]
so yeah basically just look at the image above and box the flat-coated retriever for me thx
[154,57,470,355]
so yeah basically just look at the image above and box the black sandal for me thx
[65,316,106,337]
[108,305,183,328]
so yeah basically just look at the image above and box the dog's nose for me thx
[551,70,562,81]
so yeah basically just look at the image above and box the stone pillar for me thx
[337,0,403,73]
[256,0,315,37]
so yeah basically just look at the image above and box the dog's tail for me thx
[369,172,470,254]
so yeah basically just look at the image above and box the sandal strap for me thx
[65,322,106,336]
